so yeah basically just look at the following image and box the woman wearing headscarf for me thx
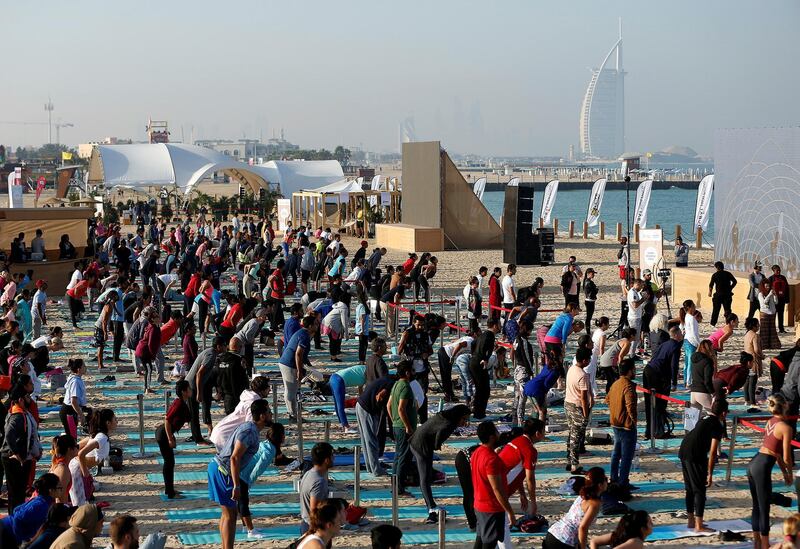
[50,503,104,549]
[409,405,471,524]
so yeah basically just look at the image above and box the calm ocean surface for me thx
[482,188,715,241]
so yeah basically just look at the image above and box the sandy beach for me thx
[25,221,797,549]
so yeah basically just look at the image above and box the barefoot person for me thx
[678,398,728,533]
[747,394,794,549]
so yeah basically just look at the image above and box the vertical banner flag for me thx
[473,177,487,201]
[693,174,714,231]
[586,178,607,227]
[633,179,653,228]
[540,179,559,225]
[36,176,46,200]
[277,198,291,232]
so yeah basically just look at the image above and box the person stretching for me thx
[543,467,608,549]
[498,418,545,515]
[329,364,366,434]
[156,380,192,500]
[207,399,271,549]
[678,398,728,533]
[747,393,794,549]
[471,421,516,549]
[409,405,471,524]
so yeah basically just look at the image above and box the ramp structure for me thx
[400,141,503,250]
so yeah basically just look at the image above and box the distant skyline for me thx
[3,1,799,157]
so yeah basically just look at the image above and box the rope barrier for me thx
[488,304,563,314]
[738,418,800,449]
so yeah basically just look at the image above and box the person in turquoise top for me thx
[329,364,366,433]
[388,360,417,496]
[15,291,32,343]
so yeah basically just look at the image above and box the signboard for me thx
[8,167,22,208]
[639,228,664,274]
[277,198,291,232]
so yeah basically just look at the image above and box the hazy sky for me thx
[4,0,799,157]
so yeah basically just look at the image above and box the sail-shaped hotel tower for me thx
[579,21,625,159]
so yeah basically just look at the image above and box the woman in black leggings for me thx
[455,445,478,530]
[408,405,471,524]
[747,393,794,549]
[156,379,192,499]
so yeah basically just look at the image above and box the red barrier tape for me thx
[738,418,800,449]
[387,301,513,349]
[489,304,562,314]
[634,385,686,406]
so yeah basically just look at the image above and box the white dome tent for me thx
[87,143,343,197]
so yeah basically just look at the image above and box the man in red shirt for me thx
[498,418,545,515]
[66,273,96,328]
[488,267,502,322]
[471,420,515,548]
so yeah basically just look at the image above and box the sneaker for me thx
[343,426,359,435]
[247,530,267,540]
[425,511,438,524]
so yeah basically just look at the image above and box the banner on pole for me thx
[540,179,559,225]
[694,174,714,231]
[586,178,607,227]
[633,179,653,228]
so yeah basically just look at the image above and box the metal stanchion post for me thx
[427,298,431,315]
[725,415,739,482]
[297,402,304,461]
[164,390,171,414]
[534,351,540,376]
[642,389,662,454]
[132,394,151,458]
[456,299,461,333]
[354,446,361,506]
[324,420,331,443]
[391,473,399,527]
[438,508,447,548]
[438,398,444,412]
[440,293,445,318]
[272,382,279,422]
[393,306,398,348]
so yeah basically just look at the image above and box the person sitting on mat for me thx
[678,398,728,533]
[589,510,653,549]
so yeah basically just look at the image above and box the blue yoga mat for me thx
[167,502,301,521]
[369,504,465,519]
[178,525,301,545]
[158,483,298,501]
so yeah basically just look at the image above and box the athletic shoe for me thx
[343,427,359,435]
[247,530,267,540]
[425,511,438,524]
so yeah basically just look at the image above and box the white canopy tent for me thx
[87,143,343,196]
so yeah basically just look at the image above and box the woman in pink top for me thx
[708,313,738,352]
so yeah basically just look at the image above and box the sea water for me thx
[482,187,715,242]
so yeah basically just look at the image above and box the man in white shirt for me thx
[437,335,474,403]
[561,256,583,278]
[66,262,83,291]
[326,233,341,255]
[626,279,647,358]
[501,264,517,319]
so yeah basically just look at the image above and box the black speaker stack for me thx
[502,184,555,266]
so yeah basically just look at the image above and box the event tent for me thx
[87,143,343,196]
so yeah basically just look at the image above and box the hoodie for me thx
[209,389,264,451]
[50,503,102,549]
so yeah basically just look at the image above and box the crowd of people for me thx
[0,203,796,548]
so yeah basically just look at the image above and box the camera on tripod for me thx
[657,268,672,280]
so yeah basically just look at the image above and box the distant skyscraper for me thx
[398,117,416,153]
[579,20,625,159]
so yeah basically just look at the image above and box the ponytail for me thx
[89,408,115,436]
